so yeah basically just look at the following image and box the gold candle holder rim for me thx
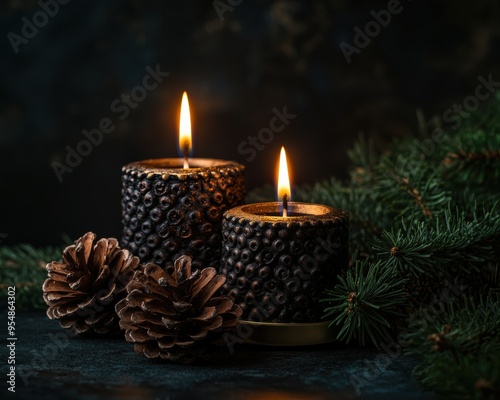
[122,158,245,180]
[240,319,338,346]
[225,201,348,222]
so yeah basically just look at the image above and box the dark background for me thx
[1,0,500,246]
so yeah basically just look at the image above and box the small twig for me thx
[390,171,432,218]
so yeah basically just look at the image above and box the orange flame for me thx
[179,91,192,154]
[277,146,291,216]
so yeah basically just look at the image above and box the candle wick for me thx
[282,193,288,217]
[183,142,189,169]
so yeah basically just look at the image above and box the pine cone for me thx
[116,255,242,363]
[43,232,140,335]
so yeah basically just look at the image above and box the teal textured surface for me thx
[8,312,431,400]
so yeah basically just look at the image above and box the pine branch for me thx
[405,295,500,399]
[374,154,452,221]
[322,259,407,347]
[0,244,65,310]
[374,206,500,283]
[442,130,500,188]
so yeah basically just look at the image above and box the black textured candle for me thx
[121,158,245,272]
[220,202,349,323]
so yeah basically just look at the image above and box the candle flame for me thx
[179,91,192,168]
[277,146,291,217]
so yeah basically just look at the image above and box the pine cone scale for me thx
[91,264,111,291]
[126,289,150,307]
[191,268,217,298]
[129,310,161,326]
[47,261,69,273]
[62,246,78,266]
[127,273,170,301]
[44,295,85,311]
[165,339,195,348]
[48,302,80,319]
[127,329,150,343]
[172,256,192,282]
[141,299,176,315]
[90,239,107,269]
[99,283,118,302]
[197,316,223,333]
[207,297,233,314]
[192,274,226,309]
[78,293,100,310]
[44,291,87,304]
[157,340,178,349]
[192,306,217,321]
[43,279,81,294]
[68,274,92,290]
[47,271,69,282]
[143,344,161,358]
[145,327,169,340]
[76,233,94,266]
[172,301,193,313]
[145,263,174,284]
[187,330,208,341]
[108,250,127,272]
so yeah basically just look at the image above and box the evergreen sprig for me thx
[313,94,500,397]
[374,154,451,221]
[406,295,500,399]
[374,206,500,282]
[0,243,65,310]
[322,259,407,346]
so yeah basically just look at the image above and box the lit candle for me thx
[220,147,349,330]
[121,92,246,271]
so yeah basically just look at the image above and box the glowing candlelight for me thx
[179,91,192,169]
[277,146,291,217]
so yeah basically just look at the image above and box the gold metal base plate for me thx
[240,320,337,346]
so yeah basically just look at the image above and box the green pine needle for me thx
[406,295,500,399]
[322,259,408,347]
[0,243,65,310]
[374,205,500,282]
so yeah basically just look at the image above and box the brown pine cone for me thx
[116,255,242,363]
[43,232,140,335]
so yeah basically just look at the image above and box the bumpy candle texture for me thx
[121,159,245,272]
[220,202,349,323]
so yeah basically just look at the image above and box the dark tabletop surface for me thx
[2,311,431,400]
